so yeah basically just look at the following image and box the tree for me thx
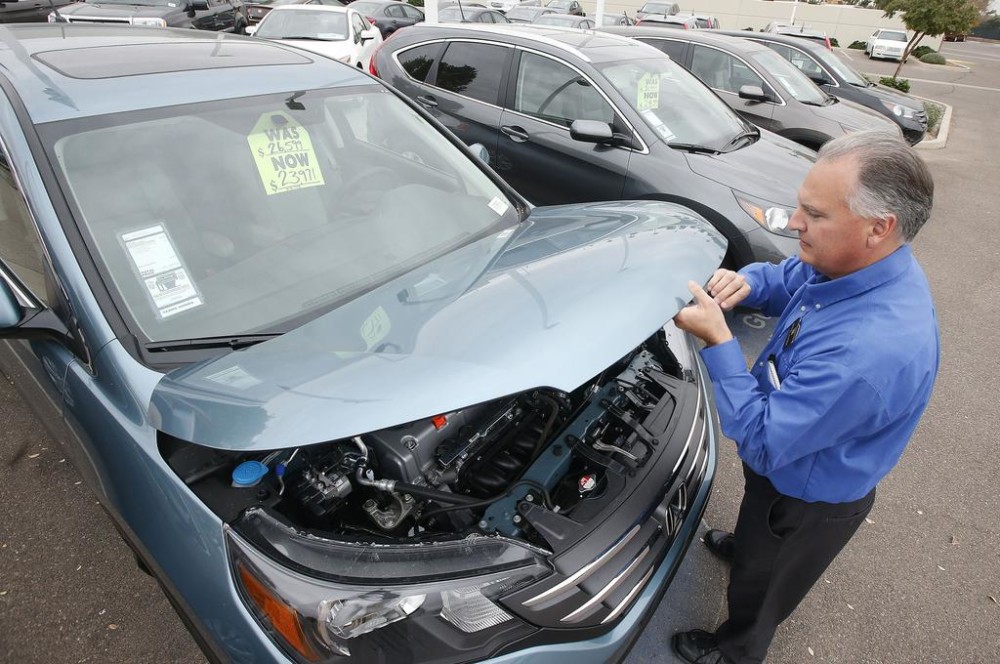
[877,0,981,76]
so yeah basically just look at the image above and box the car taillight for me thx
[824,36,832,50]
[367,16,376,24]
[369,44,382,76]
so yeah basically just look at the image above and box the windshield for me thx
[86,0,174,6]
[256,9,349,39]
[506,6,543,20]
[535,14,578,25]
[640,2,673,13]
[813,47,867,86]
[546,0,571,9]
[751,48,828,104]
[879,30,907,42]
[46,88,517,343]
[598,57,746,149]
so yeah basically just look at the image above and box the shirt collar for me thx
[803,245,913,307]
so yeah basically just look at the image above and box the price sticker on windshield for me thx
[637,73,660,111]
[247,111,326,196]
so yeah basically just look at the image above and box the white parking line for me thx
[861,75,1000,94]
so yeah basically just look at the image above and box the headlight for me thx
[734,192,796,238]
[229,508,551,662]
[882,101,915,119]
[131,17,167,27]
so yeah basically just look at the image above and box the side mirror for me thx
[244,24,257,35]
[468,143,490,165]
[0,279,22,329]
[361,28,378,42]
[570,119,614,144]
[738,84,769,102]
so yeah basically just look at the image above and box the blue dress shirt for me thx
[700,245,939,503]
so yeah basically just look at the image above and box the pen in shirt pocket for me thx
[767,354,781,390]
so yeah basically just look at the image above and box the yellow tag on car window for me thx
[637,73,660,111]
[246,111,326,196]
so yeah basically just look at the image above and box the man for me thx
[671,130,939,664]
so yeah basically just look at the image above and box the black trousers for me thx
[715,464,876,664]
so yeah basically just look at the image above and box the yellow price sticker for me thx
[637,73,660,111]
[246,111,326,196]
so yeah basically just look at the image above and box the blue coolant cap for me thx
[232,461,269,487]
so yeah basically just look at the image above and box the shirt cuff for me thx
[699,338,748,381]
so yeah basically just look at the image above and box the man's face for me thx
[787,156,877,279]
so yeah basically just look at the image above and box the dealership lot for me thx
[2,38,1000,664]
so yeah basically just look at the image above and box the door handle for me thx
[416,95,438,108]
[501,125,529,142]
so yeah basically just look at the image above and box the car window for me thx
[398,43,442,82]
[598,56,745,149]
[44,88,517,342]
[401,4,422,19]
[690,45,765,97]
[513,52,614,127]
[0,148,49,304]
[765,42,825,80]
[879,30,907,41]
[385,4,405,17]
[638,36,686,62]
[351,12,367,40]
[751,48,827,104]
[434,42,508,105]
[256,9,349,40]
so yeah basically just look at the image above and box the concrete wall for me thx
[589,0,943,50]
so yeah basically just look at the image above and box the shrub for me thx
[911,45,935,59]
[923,101,944,137]
[829,37,840,47]
[919,52,947,65]
[880,76,911,93]
[408,0,424,6]
[848,40,866,50]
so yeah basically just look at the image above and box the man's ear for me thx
[868,213,899,248]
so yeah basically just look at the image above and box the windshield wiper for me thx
[146,334,283,352]
[725,125,760,150]
[278,35,338,41]
[667,141,720,154]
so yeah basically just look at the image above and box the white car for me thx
[488,0,540,14]
[866,28,908,61]
[247,5,382,70]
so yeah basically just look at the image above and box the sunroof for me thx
[33,41,311,79]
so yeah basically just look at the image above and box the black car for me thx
[52,0,248,32]
[348,0,423,37]
[439,5,509,22]
[244,0,342,25]
[717,30,928,145]
[603,27,901,150]
[372,24,817,267]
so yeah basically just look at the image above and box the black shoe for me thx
[703,529,735,563]
[671,629,730,664]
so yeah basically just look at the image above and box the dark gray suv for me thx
[372,24,814,267]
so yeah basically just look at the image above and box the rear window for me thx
[879,30,907,42]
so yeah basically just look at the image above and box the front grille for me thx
[503,381,711,628]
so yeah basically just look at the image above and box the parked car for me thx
[0,22,726,664]
[866,27,908,61]
[719,29,927,144]
[247,5,382,69]
[505,5,554,22]
[243,0,342,25]
[373,23,820,267]
[533,12,593,28]
[943,31,967,42]
[2,0,74,22]
[600,11,635,26]
[636,1,679,19]
[544,0,583,15]
[636,13,697,29]
[347,0,423,38]
[692,13,719,29]
[607,27,901,150]
[488,0,540,13]
[439,5,509,22]
[49,0,248,32]
[773,25,831,50]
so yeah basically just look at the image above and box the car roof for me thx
[600,26,774,55]
[389,24,650,63]
[0,24,370,124]
[717,29,827,53]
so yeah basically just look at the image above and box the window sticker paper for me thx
[247,111,326,196]
[121,225,203,319]
[636,73,660,111]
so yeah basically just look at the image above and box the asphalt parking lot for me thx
[2,40,1000,664]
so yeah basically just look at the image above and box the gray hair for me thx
[817,130,934,241]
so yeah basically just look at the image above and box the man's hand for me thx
[705,269,751,311]
[674,281,733,347]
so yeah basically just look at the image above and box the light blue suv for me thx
[0,23,722,663]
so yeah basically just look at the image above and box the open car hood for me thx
[150,201,726,450]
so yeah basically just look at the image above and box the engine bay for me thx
[160,327,696,551]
